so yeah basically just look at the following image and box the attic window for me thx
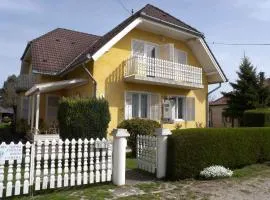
[162,13,167,17]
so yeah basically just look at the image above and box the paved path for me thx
[125,169,157,185]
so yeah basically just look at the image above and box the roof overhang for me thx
[90,16,227,84]
[25,79,88,96]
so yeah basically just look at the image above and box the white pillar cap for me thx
[112,129,130,138]
[155,128,172,136]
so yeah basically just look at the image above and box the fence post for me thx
[112,129,130,186]
[155,128,172,179]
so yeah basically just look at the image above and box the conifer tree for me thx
[222,57,259,126]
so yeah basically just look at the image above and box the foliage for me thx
[243,108,270,127]
[118,118,161,157]
[58,97,111,140]
[0,122,25,143]
[199,165,233,179]
[16,118,29,134]
[2,116,11,123]
[222,57,270,126]
[166,127,270,180]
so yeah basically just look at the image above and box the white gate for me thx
[136,135,157,174]
[0,138,112,198]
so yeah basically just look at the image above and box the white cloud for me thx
[0,0,40,13]
[233,0,270,21]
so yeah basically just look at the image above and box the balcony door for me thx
[145,44,158,77]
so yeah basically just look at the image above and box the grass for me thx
[233,163,270,178]
[126,158,137,169]
[11,184,116,200]
[0,122,10,129]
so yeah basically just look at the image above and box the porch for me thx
[25,79,88,140]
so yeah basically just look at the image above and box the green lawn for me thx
[126,158,137,169]
[0,122,10,129]
[7,163,270,199]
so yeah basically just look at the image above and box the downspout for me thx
[82,63,97,98]
[207,83,222,127]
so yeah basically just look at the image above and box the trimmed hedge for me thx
[167,128,270,180]
[243,109,270,127]
[118,118,161,157]
[58,97,111,139]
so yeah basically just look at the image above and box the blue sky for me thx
[1,0,270,98]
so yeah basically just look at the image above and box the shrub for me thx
[167,128,270,180]
[118,118,161,157]
[2,116,11,123]
[199,165,233,179]
[243,108,270,127]
[16,119,29,135]
[58,97,111,140]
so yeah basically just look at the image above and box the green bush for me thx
[2,116,11,123]
[58,97,111,140]
[167,128,270,180]
[243,108,270,127]
[118,118,161,157]
[16,119,29,135]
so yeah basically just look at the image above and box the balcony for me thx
[124,56,203,89]
[16,74,38,92]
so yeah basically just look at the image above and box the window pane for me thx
[177,98,184,119]
[141,94,148,118]
[132,94,139,118]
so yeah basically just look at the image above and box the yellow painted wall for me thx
[21,28,209,136]
[91,28,208,134]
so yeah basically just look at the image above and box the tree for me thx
[1,75,18,122]
[222,57,265,126]
[257,72,270,107]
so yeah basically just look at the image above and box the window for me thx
[174,49,187,64]
[46,95,60,125]
[130,93,149,118]
[163,96,195,121]
[125,92,160,120]
[131,39,160,57]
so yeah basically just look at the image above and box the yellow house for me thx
[16,4,227,139]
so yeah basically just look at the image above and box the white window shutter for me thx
[185,97,195,121]
[132,40,144,56]
[125,92,132,119]
[150,93,160,121]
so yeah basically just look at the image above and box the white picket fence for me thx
[136,135,157,174]
[0,138,112,198]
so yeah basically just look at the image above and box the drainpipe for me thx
[82,63,97,98]
[207,83,222,127]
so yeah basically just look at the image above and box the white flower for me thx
[200,165,233,179]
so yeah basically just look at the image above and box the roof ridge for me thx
[143,4,202,34]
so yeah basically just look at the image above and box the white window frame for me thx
[131,39,160,57]
[125,90,161,120]
[45,94,61,123]
[167,95,186,122]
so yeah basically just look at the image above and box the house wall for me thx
[89,28,208,134]
[209,105,240,128]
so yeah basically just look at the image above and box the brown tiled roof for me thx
[22,4,206,75]
[209,96,229,106]
[65,4,203,74]
[25,28,100,74]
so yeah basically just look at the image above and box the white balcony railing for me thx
[124,55,203,89]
